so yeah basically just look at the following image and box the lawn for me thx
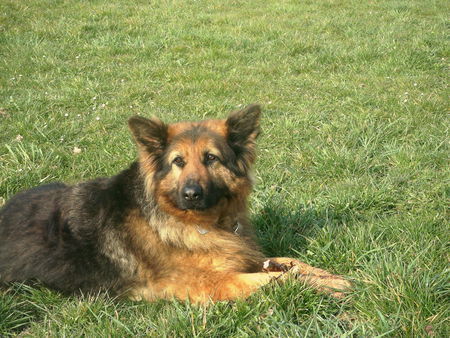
[0,0,448,336]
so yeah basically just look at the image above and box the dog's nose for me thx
[183,185,203,201]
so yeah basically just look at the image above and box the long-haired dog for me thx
[0,104,350,302]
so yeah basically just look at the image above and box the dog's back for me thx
[0,173,136,293]
[0,183,73,287]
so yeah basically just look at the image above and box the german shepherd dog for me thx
[0,104,350,303]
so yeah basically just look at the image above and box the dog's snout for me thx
[183,184,203,201]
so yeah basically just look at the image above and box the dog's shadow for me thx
[252,203,343,258]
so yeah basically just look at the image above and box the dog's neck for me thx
[141,197,247,249]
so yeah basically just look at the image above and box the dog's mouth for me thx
[178,200,209,211]
[176,192,218,211]
[159,183,229,213]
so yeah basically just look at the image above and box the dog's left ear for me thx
[225,104,261,172]
[226,104,261,146]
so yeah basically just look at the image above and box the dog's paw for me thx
[314,275,352,298]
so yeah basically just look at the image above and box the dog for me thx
[0,104,350,303]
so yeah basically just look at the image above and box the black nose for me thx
[183,185,203,201]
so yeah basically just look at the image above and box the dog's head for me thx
[128,104,261,221]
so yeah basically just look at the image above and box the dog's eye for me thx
[206,153,218,163]
[173,156,185,167]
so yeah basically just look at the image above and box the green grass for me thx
[0,0,448,336]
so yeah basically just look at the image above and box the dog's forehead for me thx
[167,119,227,141]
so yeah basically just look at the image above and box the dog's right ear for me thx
[128,116,168,155]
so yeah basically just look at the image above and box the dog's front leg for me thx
[266,257,351,298]
[128,270,287,304]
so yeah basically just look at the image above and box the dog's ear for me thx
[226,104,261,145]
[128,116,168,155]
[225,104,261,173]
